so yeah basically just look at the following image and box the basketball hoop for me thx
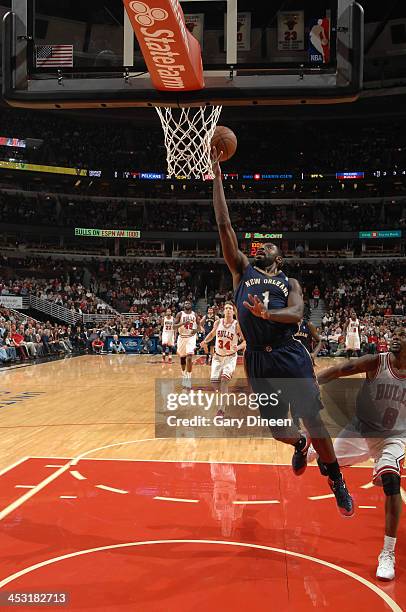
[156,105,222,180]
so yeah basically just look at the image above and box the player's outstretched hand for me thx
[211,146,222,178]
[243,294,268,319]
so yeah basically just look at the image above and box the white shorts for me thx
[346,334,360,350]
[333,422,405,485]
[210,353,238,382]
[162,332,175,347]
[177,335,196,357]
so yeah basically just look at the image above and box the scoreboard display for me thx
[250,242,265,257]
[245,233,284,257]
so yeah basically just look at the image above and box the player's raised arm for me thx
[244,278,304,323]
[212,147,249,284]
[317,354,379,385]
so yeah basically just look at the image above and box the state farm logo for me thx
[129,1,168,27]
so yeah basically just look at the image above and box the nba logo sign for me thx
[307,17,330,64]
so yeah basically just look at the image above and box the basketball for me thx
[211,126,237,161]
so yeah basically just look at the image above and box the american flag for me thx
[35,45,73,68]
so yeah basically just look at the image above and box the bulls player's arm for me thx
[244,278,303,323]
[199,315,206,332]
[201,319,220,346]
[236,323,246,352]
[173,311,183,330]
[317,354,379,385]
[192,314,201,336]
[308,321,323,359]
[212,147,249,285]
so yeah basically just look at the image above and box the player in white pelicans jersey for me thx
[174,300,199,388]
[344,311,361,357]
[161,308,175,363]
[309,326,405,581]
[201,302,246,417]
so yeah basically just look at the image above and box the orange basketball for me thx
[211,126,237,161]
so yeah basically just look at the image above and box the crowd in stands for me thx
[0,256,208,316]
[302,261,405,355]
[0,257,404,365]
[2,109,406,175]
[0,188,405,233]
[89,260,202,313]
[2,258,405,319]
[0,307,78,364]
[318,314,402,357]
[321,262,405,318]
[0,109,144,170]
[0,256,115,315]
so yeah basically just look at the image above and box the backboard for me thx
[3,0,363,108]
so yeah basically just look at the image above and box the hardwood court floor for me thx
[0,356,404,611]
[0,355,370,470]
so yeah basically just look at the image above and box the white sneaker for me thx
[376,550,395,581]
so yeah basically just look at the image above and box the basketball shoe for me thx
[292,433,311,475]
[328,475,354,517]
[376,550,395,581]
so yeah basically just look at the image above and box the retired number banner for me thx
[277,11,304,51]
[184,14,204,48]
[224,12,251,51]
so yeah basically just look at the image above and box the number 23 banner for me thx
[277,11,304,51]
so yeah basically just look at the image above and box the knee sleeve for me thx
[381,472,401,496]
[180,356,186,367]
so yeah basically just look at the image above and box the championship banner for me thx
[308,17,330,64]
[184,14,204,48]
[277,11,304,51]
[0,295,23,308]
[122,0,204,91]
[224,12,251,51]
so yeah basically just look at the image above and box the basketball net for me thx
[156,105,222,180]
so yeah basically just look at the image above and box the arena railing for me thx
[28,295,81,325]
[3,304,41,324]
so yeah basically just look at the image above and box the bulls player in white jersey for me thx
[344,311,361,358]
[161,308,175,364]
[174,300,199,388]
[201,302,246,417]
[309,326,405,581]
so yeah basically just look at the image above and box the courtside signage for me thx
[122,0,204,91]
